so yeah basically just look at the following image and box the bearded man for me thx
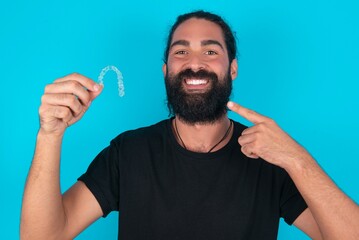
[21,10,359,240]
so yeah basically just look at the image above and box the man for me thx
[21,10,359,239]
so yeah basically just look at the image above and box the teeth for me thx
[185,79,208,85]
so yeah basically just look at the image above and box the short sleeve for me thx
[78,139,120,217]
[280,173,308,225]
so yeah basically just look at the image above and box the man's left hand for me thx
[227,101,311,169]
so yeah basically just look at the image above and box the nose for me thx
[184,53,207,72]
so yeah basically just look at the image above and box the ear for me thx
[230,59,238,80]
[162,64,167,77]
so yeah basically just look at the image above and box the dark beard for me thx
[165,68,232,124]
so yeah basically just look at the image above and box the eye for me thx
[205,50,218,55]
[175,50,188,55]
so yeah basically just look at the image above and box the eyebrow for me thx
[201,40,224,50]
[170,39,224,50]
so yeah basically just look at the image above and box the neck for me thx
[172,115,233,153]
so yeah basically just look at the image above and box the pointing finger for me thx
[227,101,268,124]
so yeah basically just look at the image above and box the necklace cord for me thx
[174,118,233,153]
[174,118,187,150]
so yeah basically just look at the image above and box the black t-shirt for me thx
[78,118,307,240]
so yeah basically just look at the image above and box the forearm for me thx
[21,130,67,239]
[286,155,359,240]
[226,102,359,238]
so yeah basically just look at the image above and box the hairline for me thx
[164,12,236,63]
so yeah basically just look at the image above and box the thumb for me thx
[89,84,104,101]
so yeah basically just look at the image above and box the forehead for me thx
[171,18,226,49]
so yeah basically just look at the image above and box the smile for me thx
[184,79,209,85]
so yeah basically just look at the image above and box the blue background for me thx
[1,0,358,239]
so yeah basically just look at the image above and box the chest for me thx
[118,150,281,239]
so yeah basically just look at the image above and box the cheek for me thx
[166,61,182,76]
[211,62,230,79]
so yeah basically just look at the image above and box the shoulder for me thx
[232,119,248,135]
[111,119,170,147]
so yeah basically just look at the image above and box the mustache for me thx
[176,69,218,81]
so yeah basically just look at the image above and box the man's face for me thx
[163,18,238,124]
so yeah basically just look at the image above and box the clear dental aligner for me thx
[98,65,125,97]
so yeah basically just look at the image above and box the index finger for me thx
[227,101,268,124]
[55,72,100,92]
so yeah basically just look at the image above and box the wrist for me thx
[283,153,318,177]
[37,128,64,144]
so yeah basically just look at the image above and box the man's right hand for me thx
[21,73,103,239]
[39,73,102,136]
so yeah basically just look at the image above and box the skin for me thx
[21,74,104,239]
[163,18,237,153]
[227,101,359,239]
[20,18,359,239]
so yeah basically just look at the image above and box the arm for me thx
[227,101,359,240]
[294,208,323,240]
[21,73,103,239]
[288,153,359,240]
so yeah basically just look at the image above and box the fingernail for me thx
[227,101,233,107]
[94,84,100,91]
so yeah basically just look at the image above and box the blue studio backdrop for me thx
[1,0,358,239]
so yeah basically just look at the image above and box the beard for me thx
[165,68,232,124]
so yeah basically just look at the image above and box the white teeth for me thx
[185,79,208,85]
